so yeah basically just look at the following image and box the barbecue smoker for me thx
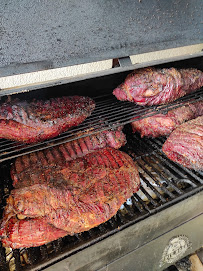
[0,1,202,270]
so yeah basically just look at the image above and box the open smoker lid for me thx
[0,0,202,77]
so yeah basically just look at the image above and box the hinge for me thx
[112,56,132,68]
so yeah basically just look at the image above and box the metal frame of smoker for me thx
[40,192,203,271]
[0,54,202,271]
[0,1,203,270]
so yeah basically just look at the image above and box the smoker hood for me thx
[0,0,202,77]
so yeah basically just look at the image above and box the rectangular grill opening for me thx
[0,56,202,270]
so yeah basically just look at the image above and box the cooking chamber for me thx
[0,56,202,163]
[0,55,202,270]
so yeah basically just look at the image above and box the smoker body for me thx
[0,1,202,270]
[0,55,202,271]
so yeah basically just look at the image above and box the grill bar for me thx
[137,172,167,203]
[0,244,7,271]
[12,250,21,271]
[0,89,202,162]
[133,193,152,213]
[137,186,159,207]
[142,155,184,194]
[137,158,176,198]
[0,143,202,270]
[129,133,202,186]
[153,151,202,185]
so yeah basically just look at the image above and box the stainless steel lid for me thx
[0,0,202,77]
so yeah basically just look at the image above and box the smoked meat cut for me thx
[0,96,95,143]
[131,100,203,137]
[162,116,203,170]
[113,67,203,105]
[1,148,140,248]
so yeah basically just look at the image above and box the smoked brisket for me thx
[162,116,203,170]
[113,67,203,105]
[131,100,203,137]
[1,148,140,248]
[0,96,95,143]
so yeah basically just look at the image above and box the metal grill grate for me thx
[0,88,202,163]
[0,129,202,271]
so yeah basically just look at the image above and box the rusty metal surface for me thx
[0,0,202,76]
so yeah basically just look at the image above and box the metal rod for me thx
[0,90,202,162]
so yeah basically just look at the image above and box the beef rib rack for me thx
[11,126,127,187]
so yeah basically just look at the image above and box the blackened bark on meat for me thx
[0,96,95,143]
[1,148,140,248]
[113,67,203,105]
[131,100,203,137]
[162,116,203,170]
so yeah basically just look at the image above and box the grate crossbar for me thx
[0,89,202,162]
